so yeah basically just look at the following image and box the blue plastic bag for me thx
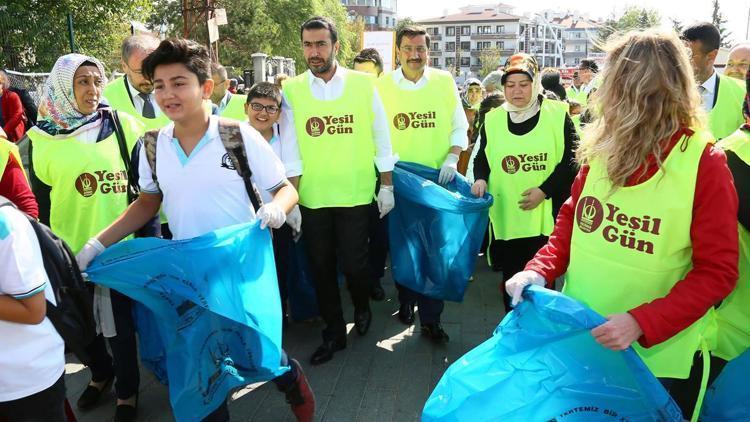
[700,348,750,421]
[423,286,683,421]
[389,161,493,302]
[86,221,289,422]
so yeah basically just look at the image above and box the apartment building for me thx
[550,14,601,67]
[340,0,398,31]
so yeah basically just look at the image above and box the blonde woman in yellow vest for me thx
[505,31,739,419]
[471,53,578,313]
[28,53,148,421]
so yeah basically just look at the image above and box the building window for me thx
[496,25,505,33]
[575,45,581,52]
[446,57,455,66]
[496,41,505,50]
[385,16,389,26]
[461,26,471,35]
[460,57,470,66]
[460,41,470,51]
[475,57,482,66]
[519,41,524,50]
[576,32,582,39]
[432,42,439,50]
[477,25,492,34]
[445,42,455,52]
[431,57,440,67]
[427,27,438,35]
[476,41,491,50]
[446,26,456,36]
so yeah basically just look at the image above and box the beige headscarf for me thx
[500,54,542,123]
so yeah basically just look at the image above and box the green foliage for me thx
[670,18,684,35]
[478,48,502,78]
[0,0,153,72]
[711,0,732,48]
[594,7,661,51]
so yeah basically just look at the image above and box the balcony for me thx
[431,34,442,41]
[470,49,516,57]
[429,50,441,57]
[470,32,517,40]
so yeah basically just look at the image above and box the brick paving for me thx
[65,260,505,421]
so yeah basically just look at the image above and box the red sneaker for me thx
[283,359,315,422]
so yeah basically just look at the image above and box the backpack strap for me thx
[216,118,264,212]
[141,129,161,193]
[111,111,138,204]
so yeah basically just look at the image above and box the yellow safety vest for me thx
[714,128,750,361]
[565,129,713,378]
[376,68,456,169]
[219,93,248,122]
[566,87,588,107]
[28,113,144,253]
[283,71,377,209]
[708,75,745,140]
[483,99,567,240]
[103,77,171,131]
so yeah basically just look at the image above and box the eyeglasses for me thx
[248,102,280,114]
[400,46,428,54]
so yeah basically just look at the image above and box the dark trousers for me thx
[493,235,549,313]
[0,373,66,422]
[396,283,444,325]
[368,201,389,281]
[85,289,140,399]
[202,350,297,422]
[301,204,371,342]
[272,223,293,320]
[663,353,728,417]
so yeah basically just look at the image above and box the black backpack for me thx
[0,197,96,364]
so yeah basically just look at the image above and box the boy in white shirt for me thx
[0,201,66,421]
[75,38,314,422]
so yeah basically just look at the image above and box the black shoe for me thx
[114,402,137,422]
[310,339,346,365]
[354,308,372,335]
[76,376,113,409]
[397,303,415,325]
[370,279,385,301]
[421,323,450,343]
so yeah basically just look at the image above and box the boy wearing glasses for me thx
[245,81,303,324]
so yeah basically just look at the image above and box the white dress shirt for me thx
[390,67,469,149]
[127,77,162,117]
[280,63,396,172]
[700,70,718,113]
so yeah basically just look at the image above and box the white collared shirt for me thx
[127,77,162,117]
[700,70,718,113]
[390,67,469,149]
[280,63,395,172]
[217,91,232,114]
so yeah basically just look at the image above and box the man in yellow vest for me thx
[565,71,586,105]
[682,23,745,140]
[724,43,750,80]
[376,24,468,343]
[103,34,170,132]
[210,63,247,121]
[280,16,396,365]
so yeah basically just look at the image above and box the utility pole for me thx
[182,0,220,62]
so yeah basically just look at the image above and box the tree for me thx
[711,0,732,48]
[478,47,502,78]
[0,0,153,72]
[595,7,661,51]
[670,18,684,35]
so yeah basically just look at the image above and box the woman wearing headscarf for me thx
[505,31,739,418]
[26,53,147,421]
[471,54,577,312]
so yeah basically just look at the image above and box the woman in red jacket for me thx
[0,73,26,142]
[505,30,739,418]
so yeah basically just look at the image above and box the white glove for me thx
[286,204,302,233]
[257,202,286,229]
[377,185,395,218]
[505,270,546,306]
[76,238,105,272]
[438,153,460,185]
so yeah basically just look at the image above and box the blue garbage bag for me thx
[132,303,168,384]
[389,161,493,302]
[287,237,319,322]
[701,348,750,421]
[423,286,683,421]
[86,221,289,422]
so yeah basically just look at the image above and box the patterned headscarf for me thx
[37,53,108,134]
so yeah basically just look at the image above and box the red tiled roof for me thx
[551,15,601,29]
[418,9,522,24]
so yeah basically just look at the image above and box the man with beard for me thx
[103,34,170,131]
[280,16,396,365]
[375,25,468,342]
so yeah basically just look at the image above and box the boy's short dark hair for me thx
[578,59,598,73]
[681,22,721,53]
[246,82,282,106]
[300,16,338,44]
[396,25,431,49]
[353,48,384,73]
[142,38,211,84]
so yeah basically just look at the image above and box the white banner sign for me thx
[362,31,395,71]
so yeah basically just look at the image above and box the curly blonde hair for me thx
[576,30,705,188]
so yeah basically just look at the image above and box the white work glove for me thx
[505,270,546,307]
[257,202,286,229]
[76,238,105,272]
[286,204,302,233]
[377,185,395,218]
[438,153,460,185]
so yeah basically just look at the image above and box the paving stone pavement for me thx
[65,259,506,421]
